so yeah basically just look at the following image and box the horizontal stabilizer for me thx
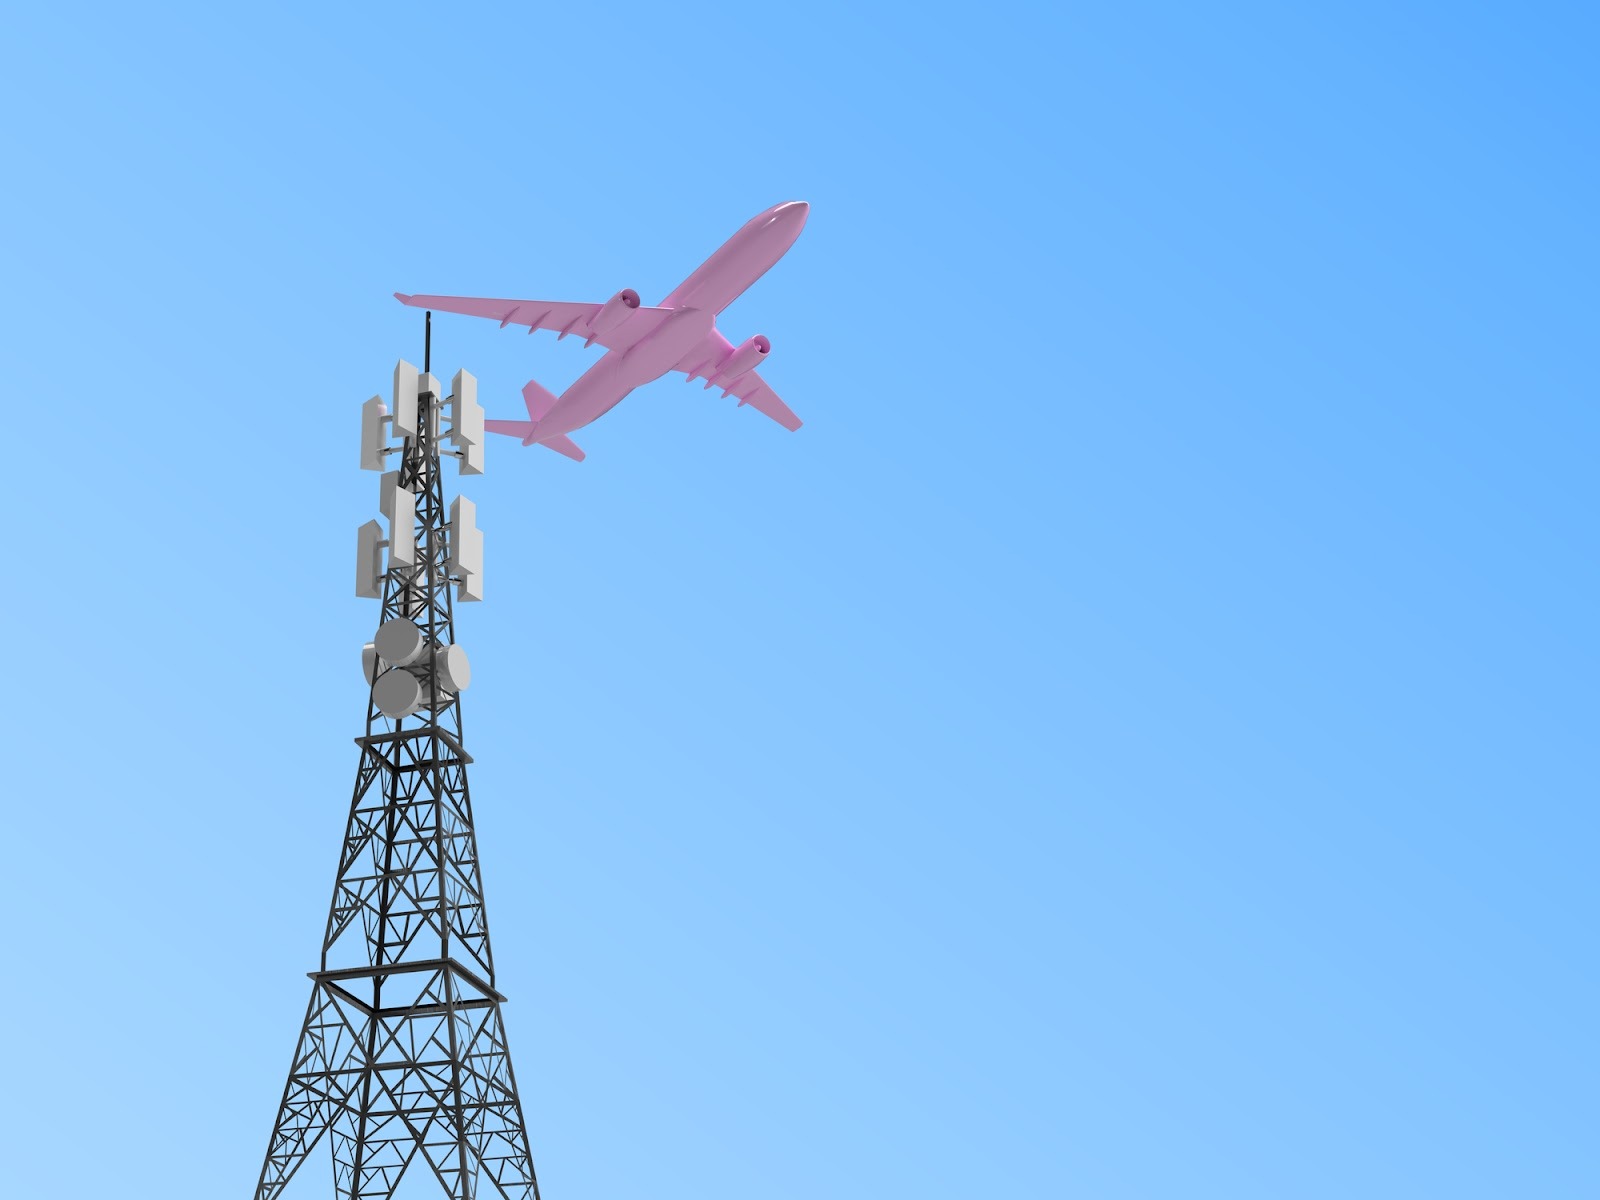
[485,419,535,439]
[539,434,586,462]
[522,379,559,422]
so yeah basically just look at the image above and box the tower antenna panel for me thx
[359,395,390,471]
[392,358,419,438]
[449,495,483,578]
[451,494,484,601]
[379,470,416,569]
[355,519,384,598]
[449,369,485,446]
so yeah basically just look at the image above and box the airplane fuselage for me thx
[524,201,808,445]
[527,307,716,443]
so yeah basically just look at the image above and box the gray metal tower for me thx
[254,339,537,1200]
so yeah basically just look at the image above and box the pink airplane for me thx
[395,200,808,462]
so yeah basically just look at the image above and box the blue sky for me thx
[4,3,1596,1197]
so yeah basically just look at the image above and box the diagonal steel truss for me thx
[255,364,539,1200]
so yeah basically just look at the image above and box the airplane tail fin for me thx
[522,379,559,422]
[538,434,586,462]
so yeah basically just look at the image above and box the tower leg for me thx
[256,986,369,1200]
[455,1004,540,1200]
[467,1017,544,1200]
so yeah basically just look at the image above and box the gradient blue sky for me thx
[5,3,1596,1198]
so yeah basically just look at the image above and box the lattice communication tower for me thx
[253,322,537,1200]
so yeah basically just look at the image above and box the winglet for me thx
[394,292,413,303]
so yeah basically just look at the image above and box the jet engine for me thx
[709,335,770,388]
[589,288,640,336]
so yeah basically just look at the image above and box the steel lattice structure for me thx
[254,356,539,1200]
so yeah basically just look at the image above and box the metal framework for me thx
[255,350,539,1200]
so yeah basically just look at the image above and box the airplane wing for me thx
[723,372,802,432]
[395,292,673,352]
[673,330,803,431]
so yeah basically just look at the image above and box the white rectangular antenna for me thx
[449,370,484,446]
[380,471,416,570]
[459,440,485,476]
[356,520,384,597]
[360,396,390,471]
[448,496,483,578]
[450,495,483,602]
[418,372,443,398]
[389,489,416,570]
[392,359,419,438]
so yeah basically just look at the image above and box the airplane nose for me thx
[769,201,809,239]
